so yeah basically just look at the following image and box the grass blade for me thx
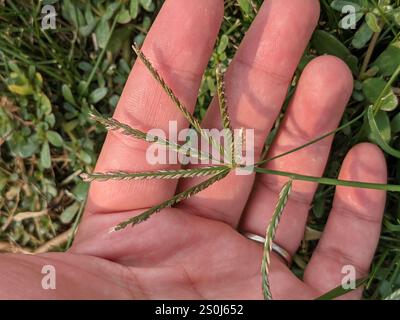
[112,169,230,231]
[81,12,119,96]
[253,167,400,192]
[262,180,292,300]
[315,278,368,300]
[257,110,366,167]
[384,288,400,300]
[81,166,228,182]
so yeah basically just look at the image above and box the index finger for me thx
[85,0,224,214]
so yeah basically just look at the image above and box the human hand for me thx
[0,0,387,299]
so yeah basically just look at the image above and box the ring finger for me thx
[240,55,354,255]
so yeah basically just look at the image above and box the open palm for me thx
[0,0,387,300]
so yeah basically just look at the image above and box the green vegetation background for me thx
[1,0,400,299]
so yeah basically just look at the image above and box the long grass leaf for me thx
[384,288,400,300]
[315,278,368,300]
[253,167,400,192]
[257,110,366,167]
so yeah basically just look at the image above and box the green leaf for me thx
[60,202,81,224]
[331,0,361,12]
[393,8,400,26]
[43,0,59,4]
[379,280,392,298]
[372,43,400,77]
[84,2,95,24]
[39,93,52,115]
[367,106,400,158]
[140,0,154,12]
[315,278,368,300]
[34,72,43,88]
[61,84,77,106]
[79,150,92,164]
[384,288,400,300]
[217,35,229,54]
[383,218,400,232]
[40,142,51,169]
[363,78,398,112]
[95,18,110,49]
[391,113,400,135]
[108,95,120,108]
[117,9,131,24]
[130,0,140,19]
[254,166,400,192]
[46,131,64,147]
[312,194,326,218]
[62,0,78,27]
[238,0,251,14]
[108,26,134,55]
[365,12,381,33]
[367,109,391,144]
[352,22,373,49]
[79,19,98,37]
[78,80,89,97]
[8,83,34,96]
[10,135,38,158]
[76,7,86,27]
[311,30,358,74]
[89,87,108,104]
[71,182,89,202]
[103,3,120,20]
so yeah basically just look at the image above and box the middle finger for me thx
[178,0,320,227]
